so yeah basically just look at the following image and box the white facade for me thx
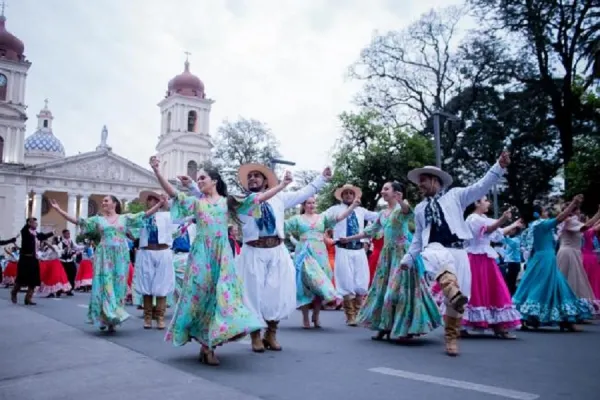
[0,56,30,164]
[156,93,214,180]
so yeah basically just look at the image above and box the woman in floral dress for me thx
[285,197,358,328]
[150,156,292,366]
[341,181,442,341]
[50,195,165,332]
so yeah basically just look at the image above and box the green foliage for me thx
[317,111,434,212]
[76,231,101,244]
[125,200,146,214]
[565,136,600,216]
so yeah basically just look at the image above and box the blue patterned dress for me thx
[285,214,339,308]
[358,206,442,338]
[165,193,266,348]
[78,213,145,328]
[513,218,592,325]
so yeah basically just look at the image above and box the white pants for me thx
[134,249,174,297]
[236,243,296,321]
[334,247,369,297]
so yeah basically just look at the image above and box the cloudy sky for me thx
[9,0,457,172]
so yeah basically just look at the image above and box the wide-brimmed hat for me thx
[238,163,278,190]
[407,166,453,189]
[139,190,162,204]
[334,184,362,202]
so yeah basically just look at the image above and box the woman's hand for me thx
[322,166,333,181]
[49,199,60,210]
[177,175,193,187]
[149,156,160,171]
[281,171,293,187]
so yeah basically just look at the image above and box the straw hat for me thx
[139,190,162,204]
[334,184,362,202]
[238,163,278,190]
[407,166,453,189]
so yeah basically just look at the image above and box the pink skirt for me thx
[75,259,94,288]
[39,260,72,296]
[583,251,600,300]
[463,253,521,331]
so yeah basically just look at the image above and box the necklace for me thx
[104,213,119,225]
[205,195,222,204]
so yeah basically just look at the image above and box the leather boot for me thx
[263,321,282,351]
[343,296,357,326]
[143,295,153,329]
[437,271,468,314]
[10,285,20,304]
[250,330,265,353]
[156,297,167,329]
[444,315,461,357]
[24,288,37,306]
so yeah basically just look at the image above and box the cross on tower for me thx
[44,98,49,109]
[0,1,8,17]
[184,51,191,61]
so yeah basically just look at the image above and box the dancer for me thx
[324,184,378,326]
[50,195,164,331]
[285,196,357,328]
[401,151,510,356]
[502,229,523,296]
[11,218,54,305]
[343,181,442,341]
[368,235,384,287]
[582,211,600,301]
[75,241,94,291]
[556,205,600,316]
[135,189,175,330]
[228,225,242,256]
[514,195,592,331]
[58,230,77,296]
[38,237,72,298]
[462,200,523,337]
[151,157,291,366]
[171,217,196,304]
[2,243,19,287]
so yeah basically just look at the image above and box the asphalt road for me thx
[1,288,598,400]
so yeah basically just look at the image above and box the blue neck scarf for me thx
[256,202,276,235]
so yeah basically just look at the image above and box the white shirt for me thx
[325,204,379,241]
[401,162,506,267]
[465,213,504,259]
[139,211,176,248]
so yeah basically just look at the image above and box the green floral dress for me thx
[165,192,266,348]
[357,206,442,338]
[78,213,145,329]
[285,214,339,308]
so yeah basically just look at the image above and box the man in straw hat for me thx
[324,184,378,326]
[402,151,510,356]
[134,189,175,330]
[235,162,332,352]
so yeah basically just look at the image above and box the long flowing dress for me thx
[358,206,442,338]
[165,193,265,348]
[78,213,145,328]
[556,219,598,315]
[512,218,592,326]
[582,228,600,301]
[285,214,339,308]
[462,214,521,331]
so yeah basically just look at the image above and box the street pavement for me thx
[0,289,598,400]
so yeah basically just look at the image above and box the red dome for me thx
[0,16,25,62]
[167,60,205,98]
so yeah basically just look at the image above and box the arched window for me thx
[0,136,4,163]
[187,160,198,180]
[0,74,7,101]
[187,111,197,132]
[166,112,172,133]
[43,120,48,128]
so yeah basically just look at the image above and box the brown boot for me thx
[155,297,167,330]
[437,271,468,314]
[250,330,265,353]
[353,295,364,314]
[444,315,461,357]
[263,321,282,351]
[343,296,357,326]
[143,296,153,329]
[24,288,36,306]
[10,285,20,304]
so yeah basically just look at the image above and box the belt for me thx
[336,242,364,250]
[246,236,282,249]
[140,244,170,251]
[443,241,465,249]
[173,249,189,254]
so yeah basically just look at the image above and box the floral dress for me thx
[285,214,339,308]
[78,213,145,328]
[165,193,266,348]
[358,206,442,338]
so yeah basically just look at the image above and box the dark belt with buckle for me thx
[246,236,282,249]
[336,241,364,250]
[140,244,170,251]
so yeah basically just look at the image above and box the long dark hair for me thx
[390,181,404,196]
[109,195,122,214]
[203,167,241,224]
[300,197,315,214]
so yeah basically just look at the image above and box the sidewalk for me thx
[0,301,261,400]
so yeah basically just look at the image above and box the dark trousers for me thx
[502,262,521,296]
[61,261,76,292]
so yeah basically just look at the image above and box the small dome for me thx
[24,130,65,156]
[0,16,25,62]
[167,60,205,98]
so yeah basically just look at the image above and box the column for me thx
[32,192,42,223]
[79,195,89,220]
[67,193,78,238]
[122,198,128,213]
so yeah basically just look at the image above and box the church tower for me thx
[156,55,214,180]
[0,7,30,164]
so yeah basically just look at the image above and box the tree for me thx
[125,200,146,214]
[290,169,319,192]
[468,0,600,168]
[318,111,434,212]
[565,135,600,215]
[212,118,281,192]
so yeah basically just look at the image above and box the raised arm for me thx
[335,200,360,222]
[486,209,512,234]
[49,199,78,225]
[176,175,204,199]
[0,237,17,246]
[256,171,293,203]
[282,167,332,209]
[144,195,168,218]
[457,152,510,209]
[37,231,55,241]
[556,194,583,224]
[149,156,177,198]
[502,219,524,236]
[583,205,600,230]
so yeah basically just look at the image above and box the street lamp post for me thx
[432,109,460,168]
